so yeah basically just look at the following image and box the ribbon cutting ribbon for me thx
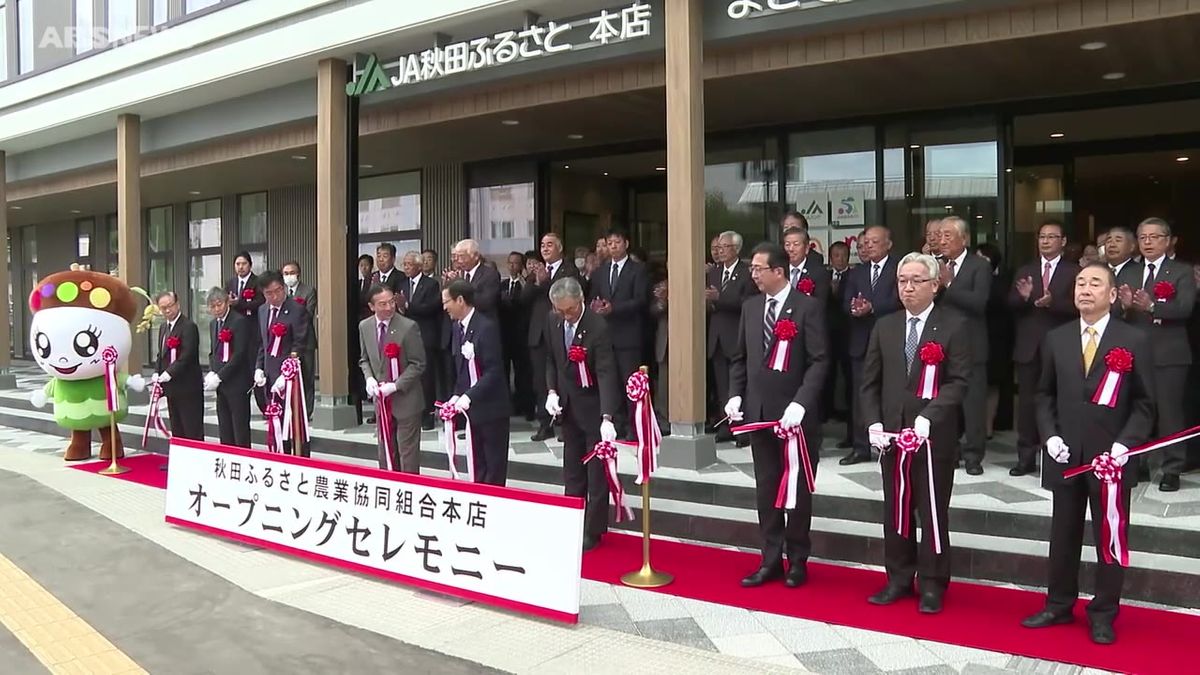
[278,356,310,446]
[264,402,284,453]
[874,427,943,555]
[141,382,170,447]
[626,371,661,485]
[730,421,815,509]
[101,347,120,412]
[435,400,475,482]
[584,441,634,523]
[375,392,396,471]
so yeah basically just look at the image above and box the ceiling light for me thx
[1080,41,1107,51]
[290,155,308,160]
[943,205,953,210]
[563,164,570,169]
[567,134,584,140]
[189,190,202,195]
[975,214,983,219]
[70,209,81,214]
[603,172,609,176]
[1049,132,1065,138]
[655,166,666,172]
[909,144,920,149]
[1005,168,1013,173]
[360,164,374,169]
[1102,72,1125,80]
[1177,156,1190,162]
[501,119,520,126]
[9,205,21,210]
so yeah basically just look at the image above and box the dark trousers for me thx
[750,427,818,567]
[471,416,511,486]
[850,357,870,458]
[504,339,533,417]
[1045,478,1129,624]
[300,350,315,420]
[880,450,955,594]
[823,345,852,430]
[654,356,670,432]
[711,350,732,420]
[531,343,553,432]
[1157,365,1190,476]
[438,350,455,404]
[422,345,440,418]
[614,347,642,434]
[960,366,989,465]
[166,393,204,441]
[562,404,608,539]
[215,387,251,448]
[1016,361,1041,466]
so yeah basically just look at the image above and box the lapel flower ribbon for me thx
[217,328,233,362]
[767,319,798,372]
[268,321,288,357]
[796,277,815,296]
[568,344,594,388]
[1153,281,1175,302]
[916,341,944,400]
[165,334,181,365]
[1091,347,1132,408]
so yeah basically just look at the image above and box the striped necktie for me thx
[763,298,778,354]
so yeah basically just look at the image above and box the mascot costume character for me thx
[27,265,154,461]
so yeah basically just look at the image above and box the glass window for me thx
[147,206,173,253]
[22,228,36,356]
[0,2,8,81]
[17,0,32,74]
[76,217,95,267]
[469,183,535,268]
[105,215,119,275]
[359,173,421,234]
[237,192,268,244]
[188,199,222,249]
[788,128,877,261]
[189,254,222,357]
[107,0,136,43]
[153,0,170,26]
[75,0,94,54]
[704,138,779,254]
[186,0,221,14]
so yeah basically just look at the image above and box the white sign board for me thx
[164,439,585,622]
[829,188,866,228]
[795,192,829,230]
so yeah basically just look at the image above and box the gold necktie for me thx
[1083,327,1098,375]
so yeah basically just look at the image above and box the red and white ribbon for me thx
[279,356,310,446]
[767,339,791,372]
[375,391,396,471]
[584,441,634,523]
[876,427,944,555]
[626,371,661,485]
[101,347,120,412]
[731,421,815,509]
[264,402,284,453]
[220,342,230,362]
[389,356,401,382]
[917,363,939,399]
[568,346,593,388]
[435,400,475,482]
[269,335,282,357]
[141,382,170,447]
[1090,369,1124,408]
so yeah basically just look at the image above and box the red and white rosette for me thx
[730,421,815,509]
[1091,453,1129,567]
[1091,348,1132,408]
[101,347,119,412]
[583,440,634,523]
[165,335,180,365]
[383,342,402,381]
[626,371,661,485]
[217,328,233,362]
[1154,280,1175,302]
[879,426,944,555]
[568,345,593,388]
[461,341,481,386]
[141,381,170,447]
[796,277,815,296]
[767,319,798,372]
[916,342,944,400]
[268,321,287,357]
[264,402,284,453]
[435,400,475,482]
[279,356,310,446]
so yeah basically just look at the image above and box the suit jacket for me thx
[588,257,649,350]
[1037,318,1154,488]
[156,315,203,397]
[938,252,991,364]
[207,310,253,394]
[256,299,310,380]
[806,249,825,268]
[1008,258,1080,364]
[442,262,502,348]
[401,274,443,351]
[358,313,426,419]
[499,276,531,348]
[705,261,758,358]
[289,281,318,352]
[827,267,851,351]
[651,295,669,364]
[225,273,263,322]
[357,277,373,320]
[860,304,972,461]
[1118,257,1196,367]
[371,268,404,295]
[843,256,901,359]
[452,312,511,423]
[728,289,828,426]
[788,261,831,309]
[545,308,619,420]
[524,259,580,348]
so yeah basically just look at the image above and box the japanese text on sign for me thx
[726,0,855,21]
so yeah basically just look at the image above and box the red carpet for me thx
[583,532,1194,674]
[69,453,168,489]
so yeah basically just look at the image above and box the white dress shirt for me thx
[459,308,476,334]
[764,284,792,322]
[1142,255,1166,288]
[1040,254,1062,283]
[905,302,935,344]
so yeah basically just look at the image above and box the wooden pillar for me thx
[313,58,355,430]
[661,0,714,469]
[117,114,145,370]
[0,151,13,388]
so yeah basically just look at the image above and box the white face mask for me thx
[283,274,299,288]
[574,258,586,269]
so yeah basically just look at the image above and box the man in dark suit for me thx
[1103,226,1137,280]
[444,279,512,486]
[783,227,832,306]
[500,251,534,420]
[282,261,317,419]
[524,233,580,441]
[371,243,403,295]
[587,229,649,437]
[545,276,619,551]
[705,230,758,440]
[781,211,825,267]
[445,238,501,316]
[726,242,828,588]
[825,242,853,442]
[1023,263,1154,645]
[153,291,204,441]
[225,252,265,413]
[253,271,311,455]
[1008,221,1080,476]
[935,215,992,475]
[356,254,374,320]
[203,287,253,448]
[399,250,442,430]
[841,225,901,465]
[862,252,971,614]
[1117,217,1195,491]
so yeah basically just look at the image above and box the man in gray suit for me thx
[935,216,992,475]
[282,261,317,418]
[359,284,426,473]
[253,271,310,455]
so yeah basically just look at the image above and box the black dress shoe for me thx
[918,592,943,614]
[1009,462,1036,477]
[867,585,913,605]
[840,451,869,466]
[836,439,853,449]
[583,535,600,552]
[735,436,750,448]
[1090,621,1115,645]
[1021,609,1073,628]
[1160,474,1181,492]
[530,428,554,442]
[365,416,376,425]
[965,461,984,476]
[784,564,808,588]
[715,428,734,443]
[421,418,435,431]
[740,566,784,588]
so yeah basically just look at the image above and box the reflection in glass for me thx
[706,140,777,253]
[106,216,119,275]
[186,0,221,13]
[188,199,222,249]
[469,183,536,268]
[108,0,137,42]
[238,193,268,244]
[17,0,32,74]
[788,128,876,260]
[359,173,421,234]
[75,0,94,53]
[0,2,7,80]
[147,207,173,253]
[153,0,169,26]
[190,254,222,356]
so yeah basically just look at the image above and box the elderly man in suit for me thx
[253,271,311,455]
[783,227,831,306]
[154,291,204,441]
[841,225,901,465]
[500,251,534,420]
[524,233,580,441]
[226,251,265,413]
[588,229,649,438]
[1116,217,1196,491]
[371,243,403,295]
[359,284,426,473]
[399,250,442,431]
[705,230,758,441]
[203,287,253,448]
[1008,221,1080,476]
[825,241,854,442]
[935,215,992,475]
[862,252,971,614]
[1023,263,1154,645]
[725,242,828,588]
[442,239,502,403]
[545,276,619,552]
[281,261,317,419]
[651,275,670,435]
[443,279,511,485]
[781,211,825,267]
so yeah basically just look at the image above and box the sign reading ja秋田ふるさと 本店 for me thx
[726,0,856,21]
[346,1,653,97]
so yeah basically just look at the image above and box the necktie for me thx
[610,263,619,293]
[466,270,473,283]
[721,269,731,290]
[905,317,920,371]
[871,263,880,289]
[288,287,294,298]
[564,321,575,350]
[1144,263,1157,291]
[763,298,778,354]
[1042,261,1052,293]
[269,306,278,329]
[238,278,245,296]
[833,271,841,293]
[454,321,465,352]
[1083,327,1098,375]
[161,325,168,350]
[790,268,800,288]
[217,317,223,336]
[948,260,957,279]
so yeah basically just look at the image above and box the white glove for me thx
[203,372,220,392]
[378,382,397,398]
[460,342,475,361]
[914,415,931,439]
[723,396,744,423]
[29,389,47,409]
[150,372,160,384]
[868,423,888,450]
[365,377,379,398]
[1046,436,1070,464]
[155,372,171,385]
[127,374,146,392]
[600,419,617,443]
[454,395,471,412]
[254,369,267,388]
[545,391,562,417]
[271,376,286,395]
[1110,442,1130,467]
[779,402,806,430]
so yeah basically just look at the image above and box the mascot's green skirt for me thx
[41,374,129,431]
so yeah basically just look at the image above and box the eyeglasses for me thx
[1138,233,1168,242]
[1037,234,1063,240]
[897,278,933,288]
